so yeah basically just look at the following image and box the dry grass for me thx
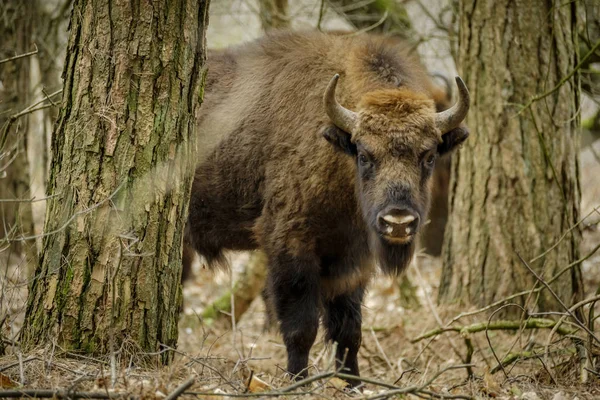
[1,243,599,399]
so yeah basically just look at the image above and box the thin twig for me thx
[0,194,59,203]
[0,390,127,399]
[411,259,464,362]
[349,10,388,36]
[369,328,394,372]
[188,364,473,399]
[0,89,62,150]
[484,303,528,381]
[444,240,600,326]
[12,181,126,242]
[518,39,600,114]
[544,293,600,370]
[516,252,600,344]
[530,206,599,263]
[0,44,38,66]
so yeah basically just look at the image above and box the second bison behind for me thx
[184,31,470,386]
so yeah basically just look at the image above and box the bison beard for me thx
[184,31,470,387]
[370,234,415,275]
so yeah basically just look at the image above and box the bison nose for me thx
[377,208,420,239]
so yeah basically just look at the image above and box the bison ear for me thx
[322,125,357,156]
[438,126,469,156]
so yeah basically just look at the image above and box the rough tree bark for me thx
[439,0,582,310]
[21,0,210,357]
[0,1,36,264]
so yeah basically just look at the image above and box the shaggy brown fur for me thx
[184,31,469,385]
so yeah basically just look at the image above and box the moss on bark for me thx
[21,0,211,360]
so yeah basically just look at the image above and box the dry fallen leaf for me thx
[0,373,16,388]
[247,375,272,393]
[328,377,349,390]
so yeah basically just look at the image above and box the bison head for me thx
[322,74,469,273]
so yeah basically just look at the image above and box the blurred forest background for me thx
[1,0,599,399]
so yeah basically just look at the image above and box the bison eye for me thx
[424,153,436,167]
[358,153,369,166]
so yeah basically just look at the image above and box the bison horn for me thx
[435,76,470,133]
[324,74,358,135]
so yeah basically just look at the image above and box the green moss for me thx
[198,66,208,105]
[201,290,232,323]
[59,263,75,310]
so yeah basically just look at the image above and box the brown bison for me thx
[185,31,470,385]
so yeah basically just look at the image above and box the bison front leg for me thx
[324,286,365,387]
[267,252,321,380]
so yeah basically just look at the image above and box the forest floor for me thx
[0,142,599,399]
[0,242,598,399]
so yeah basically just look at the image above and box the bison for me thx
[184,31,470,385]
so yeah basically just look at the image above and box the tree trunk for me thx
[439,1,582,310]
[26,0,73,250]
[21,0,210,358]
[258,0,289,31]
[0,1,36,266]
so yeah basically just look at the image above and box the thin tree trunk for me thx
[439,0,582,310]
[26,0,73,250]
[0,0,36,270]
[21,0,210,358]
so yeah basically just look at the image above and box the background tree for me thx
[21,0,211,357]
[439,0,583,310]
[0,1,36,267]
[26,0,72,246]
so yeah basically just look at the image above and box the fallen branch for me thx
[188,364,474,399]
[202,251,268,324]
[490,351,538,374]
[165,377,195,400]
[411,318,576,343]
[0,389,128,399]
[490,347,577,375]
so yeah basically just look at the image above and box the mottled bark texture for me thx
[258,0,289,30]
[21,0,210,357]
[439,1,582,310]
[0,1,36,262]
